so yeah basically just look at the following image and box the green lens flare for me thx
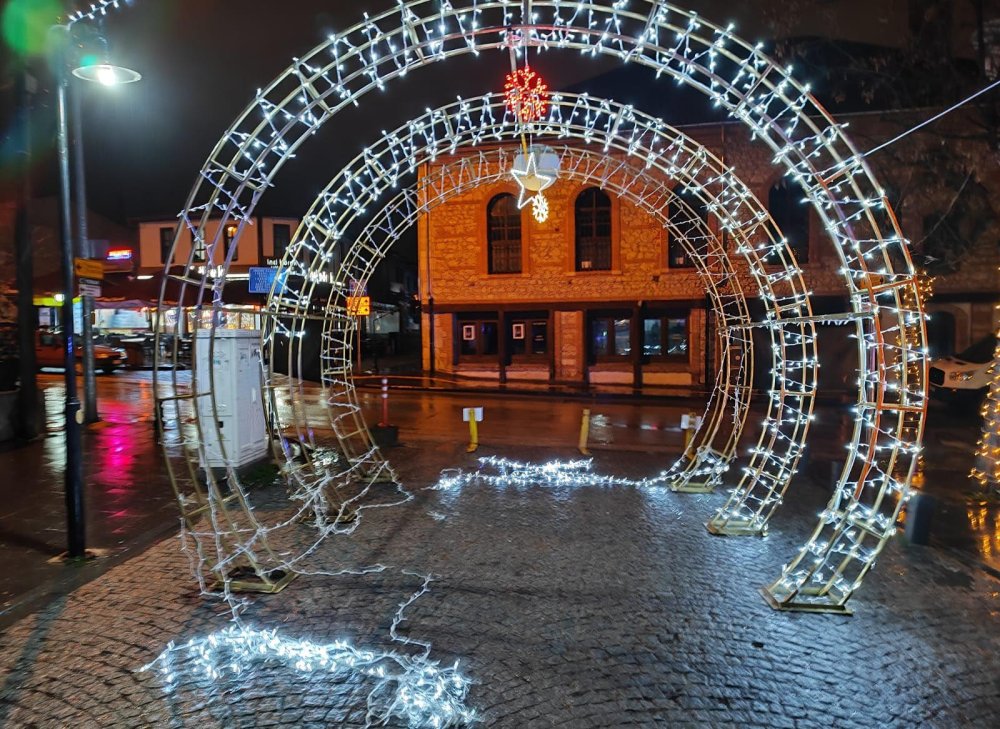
[2,0,62,57]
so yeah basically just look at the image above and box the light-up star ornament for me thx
[510,150,556,215]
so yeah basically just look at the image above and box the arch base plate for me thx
[208,568,298,595]
[760,587,853,616]
[706,519,767,537]
[669,480,716,494]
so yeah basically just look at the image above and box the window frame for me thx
[159,226,174,265]
[574,187,613,272]
[588,312,632,362]
[509,315,549,362]
[667,186,707,269]
[486,193,523,275]
[192,226,207,263]
[223,222,239,259]
[273,223,292,261]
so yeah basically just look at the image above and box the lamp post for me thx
[50,23,140,559]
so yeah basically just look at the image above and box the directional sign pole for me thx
[55,43,86,559]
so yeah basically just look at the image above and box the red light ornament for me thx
[504,66,550,122]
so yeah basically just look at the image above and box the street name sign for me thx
[79,278,101,298]
[74,258,104,280]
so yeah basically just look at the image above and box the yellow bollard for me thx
[467,416,479,453]
[464,407,482,452]
[682,411,700,450]
[578,408,591,455]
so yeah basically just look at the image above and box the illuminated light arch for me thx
[279,144,757,501]
[275,94,813,522]
[156,2,926,613]
[159,94,817,610]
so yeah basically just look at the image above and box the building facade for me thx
[135,216,300,275]
[417,118,1000,390]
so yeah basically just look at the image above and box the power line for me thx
[862,75,1000,158]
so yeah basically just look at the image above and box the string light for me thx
[140,575,477,727]
[970,309,1000,497]
[66,0,133,26]
[160,1,927,613]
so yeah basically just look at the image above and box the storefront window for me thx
[644,315,688,360]
[511,319,548,357]
[590,317,631,358]
[459,319,499,357]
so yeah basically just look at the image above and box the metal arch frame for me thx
[269,144,753,507]
[272,94,814,528]
[155,1,926,613]
[160,92,818,606]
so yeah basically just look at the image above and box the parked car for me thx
[36,331,127,373]
[928,334,997,407]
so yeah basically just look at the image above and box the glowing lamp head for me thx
[72,63,142,86]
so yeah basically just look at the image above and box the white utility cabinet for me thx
[194,329,269,469]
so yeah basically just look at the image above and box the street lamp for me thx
[50,22,139,560]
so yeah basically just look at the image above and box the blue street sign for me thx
[249,267,281,294]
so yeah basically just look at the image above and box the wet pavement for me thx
[1,370,998,630]
[0,373,179,625]
[0,440,997,726]
[0,370,996,724]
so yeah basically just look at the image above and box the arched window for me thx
[768,179,810,264]
[487,193,522,274]
[668,186,708,268]
[575,187,612,271]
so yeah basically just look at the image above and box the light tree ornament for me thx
[156,0,927,617]
[970,321,1000,500]
[504,66,550,122]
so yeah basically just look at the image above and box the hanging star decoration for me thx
[510,151,555,211]
[504,66,550,123]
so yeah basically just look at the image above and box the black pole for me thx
[427,295,435,377]
[54,29,86,559]
[14,68,41,440]
[71,79,98,423]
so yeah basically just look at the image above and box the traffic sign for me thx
[79,278,101,298]
[74,258,104,281]
[346,296,371,316]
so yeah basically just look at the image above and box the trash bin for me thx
[904,491,935,546]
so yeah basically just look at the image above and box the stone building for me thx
[417,115,1000,390]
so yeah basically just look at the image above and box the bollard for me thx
[578,408,591,455]
[463,407,483,453]
[379,377,390,426]
[904,491,935,546]
[681,411,701,450]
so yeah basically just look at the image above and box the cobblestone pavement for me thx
[0,441,998,728]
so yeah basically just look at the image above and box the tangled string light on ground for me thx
[433,456,667,492]
[140,573,477,728]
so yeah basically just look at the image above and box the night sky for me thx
[4,0,983,223]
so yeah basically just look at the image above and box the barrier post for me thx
[463,407,483,452]
[379,377,389,426]
[578,408,591,455]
